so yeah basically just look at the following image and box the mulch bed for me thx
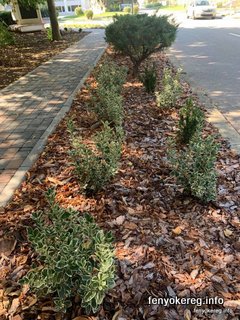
[0,30,89,90]
[0,47,240,320]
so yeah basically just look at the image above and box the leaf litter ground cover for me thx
[0,48,240,320]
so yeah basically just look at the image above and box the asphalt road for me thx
[167,13,240,134]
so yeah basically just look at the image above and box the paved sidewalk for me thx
[168,53,240,155]
[0,29,107,207]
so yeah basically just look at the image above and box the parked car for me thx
[186,1,216,19]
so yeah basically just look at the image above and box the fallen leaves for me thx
[224,228,233,237]
[172,226,183,235]
[0,238,16,256]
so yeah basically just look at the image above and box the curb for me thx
[167,51,240,155]
[0,32,107,208]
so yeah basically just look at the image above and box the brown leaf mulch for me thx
[0,30,89,90]
[0,48,240,320]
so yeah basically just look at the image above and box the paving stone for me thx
[6,158,25,170]
[0,29,106,207]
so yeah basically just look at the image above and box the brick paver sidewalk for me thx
[0,29,107,207]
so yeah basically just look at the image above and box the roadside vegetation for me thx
[1,11,239,320]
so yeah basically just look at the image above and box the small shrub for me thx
[105,14,177,75]
[178,98,205,144]
[91,60,127,126]
[140,63,157,93]
[69,122,123,195]
[0,11,15,26]
[168,134,219,202]
[95,60,127,94]
[22,189,115,313]
[156,67,182,108]
[46,27,53,41]
[0,22,14,46]
[92,87,124,126]
[133,5,139,14]
[85,9,94,19]
[75,6,84,16]
[123,6,131,13]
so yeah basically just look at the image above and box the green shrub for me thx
[95,60,127,94]
[92,87,124,127]
[140,63,157,93]
[156,67,182,108]
[168,135,219,202]
[75,6,84,16]
[22,189,115,313]
[0,22,14,47]
[46,27,52,41]
[85,9,94,19]
[123,6,131,13]
[0,11,15,26]
[69,122,123,195]
[133,5,139,14]
[91,60,127,126]
[178,98,205,144]
[105,14,177,75]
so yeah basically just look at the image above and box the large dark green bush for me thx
[0,11,15,26]
[23,189,115,313]
[105,14,177,75]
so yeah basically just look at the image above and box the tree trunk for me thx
[46,0,61,41]
[132,61,140,77]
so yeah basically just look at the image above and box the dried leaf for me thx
[224,229,233,237]
[115,215,125,225]
[8,298,20,314]
[184,309,191,320]
[190,269,199,280]
[172,226,182,235]
[0,238,16,256]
